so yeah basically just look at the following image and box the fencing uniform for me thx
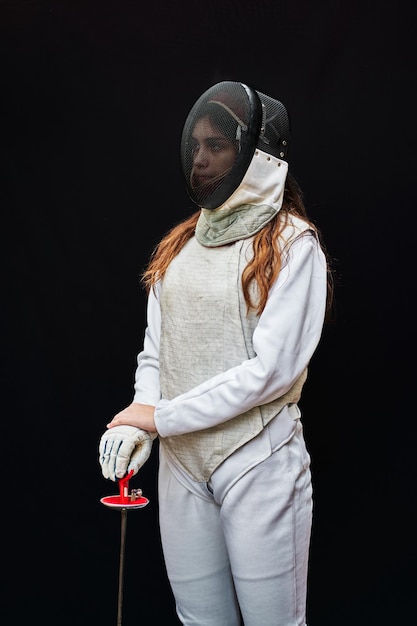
[134,214,325,624]
[102,81,328,625]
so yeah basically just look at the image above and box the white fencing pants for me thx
[158,414,312,626]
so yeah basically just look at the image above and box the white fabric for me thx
[164,403,301,501]
[155,228,308,481]
[158,418,312,626]
[129,202,324,624]
[99,425,156,481]
[195,150,288,246]
[134,228,327,438]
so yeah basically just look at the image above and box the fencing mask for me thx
[180,81,291,210]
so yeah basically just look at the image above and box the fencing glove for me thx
[99,425,157,481]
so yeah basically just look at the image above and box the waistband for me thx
[160,403,301,504]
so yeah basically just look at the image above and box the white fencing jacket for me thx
[133,150,327,481]
[133,213,327,481]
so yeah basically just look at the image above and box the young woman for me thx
[99,81,333,626]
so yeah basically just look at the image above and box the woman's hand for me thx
[107,402,157,433]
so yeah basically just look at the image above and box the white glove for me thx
[99,425,157,481]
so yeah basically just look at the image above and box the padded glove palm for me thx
[99,425,157,481]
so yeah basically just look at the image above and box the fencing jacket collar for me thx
[195,149,288,247]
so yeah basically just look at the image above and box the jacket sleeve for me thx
[132,283,162,406]
[153,233,328,437]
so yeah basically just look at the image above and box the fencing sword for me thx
[101,469,149,625]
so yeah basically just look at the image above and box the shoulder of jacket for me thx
[281,213,316,243]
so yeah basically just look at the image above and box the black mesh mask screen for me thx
[180,82,262,210]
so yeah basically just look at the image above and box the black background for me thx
[1,1,416,624]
